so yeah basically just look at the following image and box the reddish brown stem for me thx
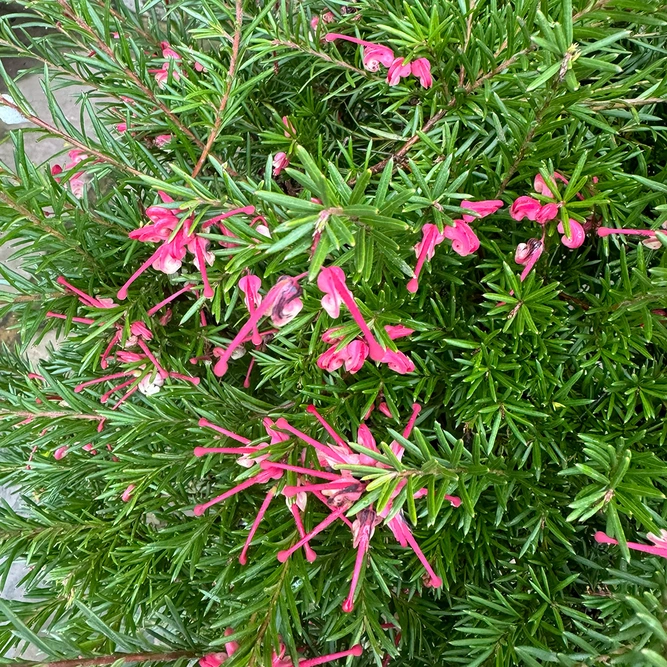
[191,0,244,178]
[7,649,196,667]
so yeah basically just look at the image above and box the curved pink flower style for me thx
[239,274,263,346]
[318,267,385,361]
[57,276,115,309]
[444,219,480,257]
[461,199,503,221]
[557,219,586,249]
[597,223,667,249]
[407,224,445,293]
[595,530,667,559]
[324,33,394,72]
[515,237,544,281]
[342,508,381,612]
[410,58,432,88]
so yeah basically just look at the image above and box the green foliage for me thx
[0,0,666,665]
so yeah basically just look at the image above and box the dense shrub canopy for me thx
[1,1,667,666]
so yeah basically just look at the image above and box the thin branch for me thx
[458,0,476,88]
[0,409,104,422]
[6,650,196,667]
[271,39,367,76]
[51,0,208,152]
[588,97,666,110]
[191,0,244,178]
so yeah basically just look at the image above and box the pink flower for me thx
[534,172,568,196]
[323,34,394,72]
[318,339,369,374]
[317,267,385,361]
[514,237,544,281]
[536,202,559,223]
[461,199,503,222]
[57,276,116,309]
[557,219,585,249]
[161,41,180,59]
[121,484,135,502]
[509,196,543,221]
[310,15,319,29]
[194,60,206,72]
[410,58,433,88]
[595,530,667,560]
[239,274,263,346]
[387,57,412,85]
[282,116,296,138]
[264,417,290,444]
[130,320,152,340]
[443,219,480,256]
[407,224,445,293]
[154,134,173,148]
[380,349,414,374]
[213,276,304,376]
[150,62,181,87]
[322,11,336,23]
[384,324,414,339]
[116,122,127,133]
[54,446,68,460]
[200,653,227,667]
[272,152,289,177]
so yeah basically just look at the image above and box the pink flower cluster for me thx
[407,200,503,293]
[194,403,460,611]
[51,149,90,198]
[117,191,256,300]
[324,34,432,88]
[200,628,362,667]
[510,173,665,281]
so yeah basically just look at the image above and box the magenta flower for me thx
[384,324,414,339]
[536,202,560,223]
[387,57,412,85]
[514,237,544,281]
[54,445,68,460]
[317,339,369,374]
[150,62,182,87]
[154,134,173,148]
[595,530,667,560]
[461,199,503,222]
[444,219,480,257]
[273,151,290,177]
[239,274,263,346]
[380,349,415,374]
[121,484,135,502]
[317,267,385,361]
[509,196,543,221]
[407,224,445,293]
[557,219,585,248]
[116,122,127,133]
[213,276,304,376]
[534,171,568,196]
[410,58,432,88]
[324,34,394,72]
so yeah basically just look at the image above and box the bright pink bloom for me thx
[310,16,320,29]
[318,267,385,360]
[536,202,559,223]
[461,199,503,222]
[514,237,544,281]
[595,530,667,559]
[150,62,181,87]
[509,196,543,221]
[443,219,480,256]
[410,58,432,88]
[282,116,296,137]
[317,339,369,374]
[387,57,412,85]
[239,274,263,346]
[200,653,227,667]
[154,134,173,148]
[534,172,568,196]
[380,349,414,374]
[378,402,394,418]
[54,446,68,460]
[121,484,135,502]
[407,224,445,293]
[323,34,394,72]
[557,219,586,249]
[213,276,304,376]
[194,61,206,72]
[116,122,127,133]
[130,320,152,340]
[384,324,414,339]
[161,41,180,59]
[273,151,289,177]
[264,417,290,444]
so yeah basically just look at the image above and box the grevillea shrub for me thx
[1,0,667,665]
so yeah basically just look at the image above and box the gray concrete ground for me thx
[0,64,85,633]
